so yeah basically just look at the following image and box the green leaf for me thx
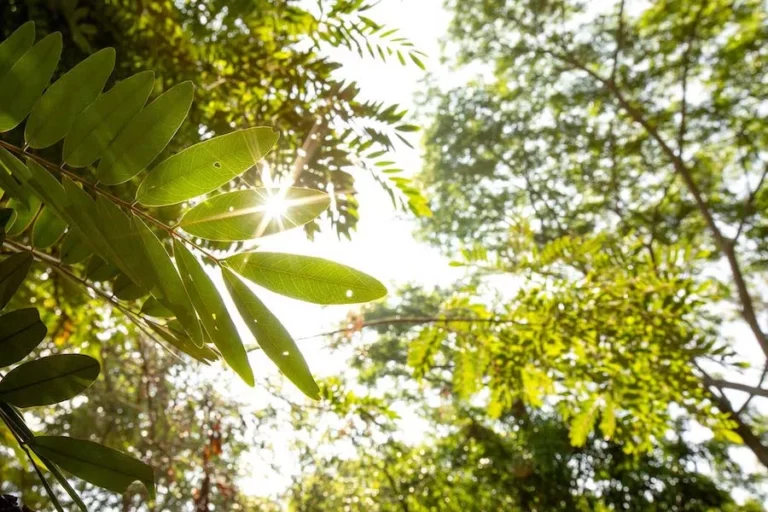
[132,219,204,347]
[0,354,99,407]
[98,81,194,185]
[0,208,13,229]
[0,32,62,132]
[32,206,66,248]
[146,320,217,363]
[173,240,254,386]
[0,308,46,367]
[63,70,155,167]
[85,257,119,282]
[0,149,32,206]
[60,229,91,265]
[25,47,115,149]
[141,297,175,318]
[179,188,330,241]
[0,21,35,81]
[0,253,33,310]
[6,195,41,236]
[223,268,319,399]
[30,436,155,499]
[225,252,387,305]
[112,273,147,301]
[136,127,279,206]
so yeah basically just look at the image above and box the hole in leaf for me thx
[282,351,290,356]
[213,161,222,168]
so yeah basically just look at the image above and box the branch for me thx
[610,0,626,83]
[708,378,768,399]
[677,2,706,156]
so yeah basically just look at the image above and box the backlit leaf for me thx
[223,268,319,399]
[0,21,35,81]
[98,81,194,185]
[0,32,62,132]
[225,252,387,305]
[25,48,115,148]
[63,70,154,167]
[173,240,254,386]
[179,188,330,241]
[60,229,91,265]
[136,127,279,206]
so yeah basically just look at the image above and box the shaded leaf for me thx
[0,308,46,367]
[0,354,99,407]
[60,229,91,265]
[6,195,41,236]
[32,206,66,248]
[112,273,146,301]
[0,253,32,310]
[225,252,387,305]
[146,320,217,363]
[136,127,279,206]
[30,436,155,498]
[141,297,175,318]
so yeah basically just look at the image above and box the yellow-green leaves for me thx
[98,81,194,185]
[63,70,155,167]
[0,354,99,408]
[179,188,330,241]
[0,308,46,367]
[30,436,155,498]
[225,252,387,305]
[136,127,279,206]
[173,240,254,386]
[223,268,319,399]
[0,21,34,81]
[25,47,115,149]
[0,32,62,132]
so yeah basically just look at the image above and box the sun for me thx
[264,192,289,220]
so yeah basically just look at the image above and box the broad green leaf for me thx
[32,206,66,248]
[223,268,319,399]
[24,159,68,218]
[179,188,330,241]
[146,320,217,363]
[63,70,155,167]
[0,21,35,81]
[0,354,99,407]
[98,81,194,185]
[0,253,33,310]
[25,48,115,149]
[112,273,147,301]
[0,149,31,206]
[225,252,387,305]
[60,230,91,265]
[86,257,119,282]
[173,240,254,386]
[6,195,41,236]
[134,219,204,347]
[141,297,175,318]
[0,32,62,132]
[0,209,13,229]
[0,308,46,367]
[136,127,279,206]
[30,436,155,499]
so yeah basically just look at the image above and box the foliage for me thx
[417,0,768,472]
[0,19,391,508]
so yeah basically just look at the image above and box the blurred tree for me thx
[415,0,768,472]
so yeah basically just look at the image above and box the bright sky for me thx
[203,0,457,497]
